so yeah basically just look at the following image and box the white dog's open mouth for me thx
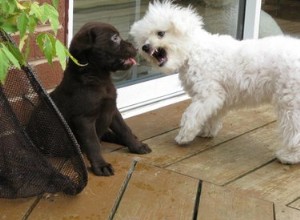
[152,48,168,67]
[142,44,168,67]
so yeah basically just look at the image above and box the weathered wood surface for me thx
[2,102,300,219]
[113,162,199,220]
[125,100,190,140]
[227,162,300,206]
[0,197,37,220]
[197,182,274,220]
[28,154,135,220]
[116,105,277,168]
[275,204,300,220]
[167,122,280,185]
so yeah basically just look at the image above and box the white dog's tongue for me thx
[124,58,137,65]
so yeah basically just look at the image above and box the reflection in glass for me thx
[261,0,300,37]
[73,0,243,86]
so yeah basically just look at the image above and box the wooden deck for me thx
[1,100,300,219]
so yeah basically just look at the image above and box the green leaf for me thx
[23,36,31,61]
[18,1,31,10]
[51,0,59,9]
[6,42,25,66]
[18,34,27,51]
[36,34,45,51]
[0,0,63,82]
[39,5,49,24]
[37,33,54,64]
[30,2,44,23]
[1,1,18,16]
[16,0,27,10]
[0,49,10,83]
[28,16,38,34]
[1,44,21,69]
[17,12,28,38]
[0,2,10,15]
[44,36,54,64]
[1,23,18,33]
[69,52,88,67]
[55,40,67,70]
[43,4,59,34]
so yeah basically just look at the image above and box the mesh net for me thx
[0,31,87,198]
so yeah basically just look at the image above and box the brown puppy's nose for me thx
[142,44,151,53]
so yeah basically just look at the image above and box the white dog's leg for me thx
[276,109,300,164]
[198,115,223,138]
[175,95,225,145]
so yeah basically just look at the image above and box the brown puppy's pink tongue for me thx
[124,58,137,65]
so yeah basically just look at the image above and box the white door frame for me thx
[117,74,189,118]
[243,0,262,39]
[68,0,74,46]
[67,0,262,118]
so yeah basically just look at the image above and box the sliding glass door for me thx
[70,0,280,117]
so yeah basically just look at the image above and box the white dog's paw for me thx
[175,128,197,145]
[276,148,300,164]
[198,123,222,138]
[198,127,216,138]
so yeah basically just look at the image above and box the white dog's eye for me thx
[157,31,165,38]
[111,34,121,44]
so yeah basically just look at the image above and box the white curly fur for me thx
[130,0,300,164]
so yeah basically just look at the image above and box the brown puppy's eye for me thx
[111,34,121,44]
[157,31,165,38]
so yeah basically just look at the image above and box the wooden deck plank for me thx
[289,198,300,210]
[227,162,300,205]
[275,204,300,220]
[125,100,190,141]
[113,162,199,220]
[0,197,36,219]
[197,182,274,220]
[167,122,280,185]
[117,105,277,168]
[98,101,190,154]
[28,154,135,220]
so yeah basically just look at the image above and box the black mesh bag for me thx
[0,31,88,198]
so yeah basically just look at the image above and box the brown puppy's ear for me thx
[84,28,97,47]
[69,27,97,56]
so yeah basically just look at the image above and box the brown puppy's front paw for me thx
[91,162,114,176]
[130,143,152,154]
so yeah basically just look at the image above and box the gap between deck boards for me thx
[161,120,277,170]
[108,160,138,220]
[108,161,203,220]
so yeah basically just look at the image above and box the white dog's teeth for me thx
[150,49,158,56]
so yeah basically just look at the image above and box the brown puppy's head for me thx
[69,22,137,72]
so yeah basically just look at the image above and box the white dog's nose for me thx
[142,44,151,53]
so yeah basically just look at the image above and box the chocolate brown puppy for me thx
[50,22,151,176]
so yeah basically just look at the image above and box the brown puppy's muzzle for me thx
[119,40,138,69]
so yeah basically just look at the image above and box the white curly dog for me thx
[130,0,300,164]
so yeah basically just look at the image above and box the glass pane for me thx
[73,0,241,87]
[261,0,300,37]
[185,0,240,37]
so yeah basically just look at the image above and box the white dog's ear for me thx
[169,20,184,36]
[168,5,204,35]
[169,19,199,36]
